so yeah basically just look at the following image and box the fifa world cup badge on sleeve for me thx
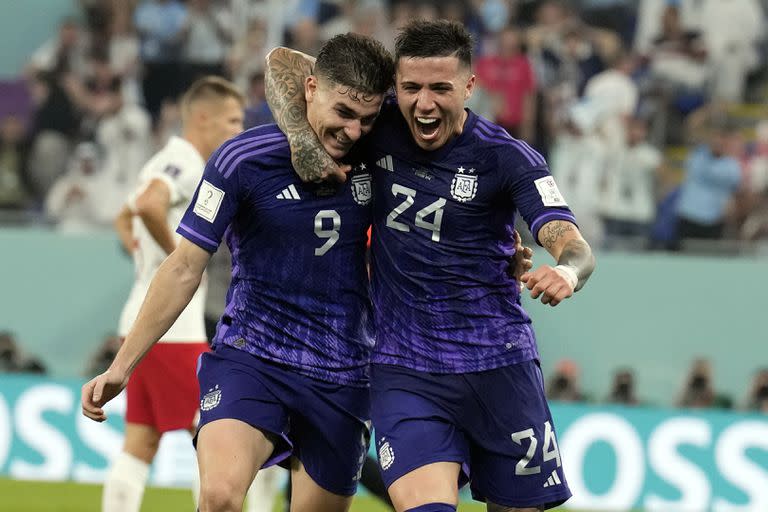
[450,166,478,202]
[534,176,568,207]
[200,385,222,411]
[194,180,225,222]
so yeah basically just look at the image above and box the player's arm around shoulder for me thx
[264,47,349,183]
[81,238,211,422]
[521,220,595,307]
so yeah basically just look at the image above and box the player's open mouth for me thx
[415,117,441,139]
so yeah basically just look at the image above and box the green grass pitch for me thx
[0,479,600,511]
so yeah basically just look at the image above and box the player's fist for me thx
[290,145,351,184]
[520,264,575,307]
[81,369,129,422]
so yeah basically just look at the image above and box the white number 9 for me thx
[314,210,341,256]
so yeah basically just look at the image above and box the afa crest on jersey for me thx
[351,173,372,205]
[200,385,221,411]
[450,167,478,202]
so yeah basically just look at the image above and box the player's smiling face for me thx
[395,55,475,151]
[305,75,383,160]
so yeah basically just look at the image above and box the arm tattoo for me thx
[265,48,335,182]
[540,221,596,291]
[539,221,575,251]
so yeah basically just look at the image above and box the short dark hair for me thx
[395,19,473,69]
[314,33,394,97]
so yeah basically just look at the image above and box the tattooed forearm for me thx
[538,220,595,291]
[265,47,335,182]
[557,238,595,291]
[539,220,575,251]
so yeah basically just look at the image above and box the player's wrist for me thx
[554,264,578,291]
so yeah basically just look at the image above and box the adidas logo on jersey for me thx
[376,154,394,172]
[542,469,562,488]
[276,184,301,200]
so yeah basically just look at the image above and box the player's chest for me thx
[244,168,373,232]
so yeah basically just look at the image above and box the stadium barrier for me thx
[1,375,766,510]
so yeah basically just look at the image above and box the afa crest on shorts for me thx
[378,440,395,471]
[201,385,221,411]
[351,171,372,205]
[450,166,477,202]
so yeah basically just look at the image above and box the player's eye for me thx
[336,109,354,119]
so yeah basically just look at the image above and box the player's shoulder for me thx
[469,114,547,170]
[212,124,290,177]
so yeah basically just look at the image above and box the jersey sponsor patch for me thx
[193,180,225,222]
[534,176,568,207]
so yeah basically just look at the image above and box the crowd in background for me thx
[1,0,768,248]
[2,0,768,406]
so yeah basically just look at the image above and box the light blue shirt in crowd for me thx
[677,145,741,225]
[134,0,188,61]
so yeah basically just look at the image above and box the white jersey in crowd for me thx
[118,136,208,343]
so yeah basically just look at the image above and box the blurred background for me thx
[0,0,767,511]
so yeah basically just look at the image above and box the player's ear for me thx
[464,74,476,101]
[305,75,318,104]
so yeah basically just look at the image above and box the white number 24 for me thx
[385,184,446,242]
[510,421,562,475]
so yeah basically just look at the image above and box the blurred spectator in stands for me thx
[744,368,768,412]
[580,0,635,47]
[181,0,232,87]
[26,17,87,79]
[675,120,742,245]
[740,122,768,242]
[581,50,639,150]
[606,368,640,405]
[45,142,116,233]
[84,333,122,377]
[600,116,662,248]
[642,5,708,145]
[26,71,80,202]
[229,17,269,92]
[0,115,31,211]
[0,331,47,374]
[91,75,152,196]
[134,0,188,121]
[547,359,586,402]
[288,17,322,57]
[244,72,273,130]
[697,0,764,103]
[476,25,537,141]
[108,0,142,105]
[646,5,708,95]
[677,358,731,409]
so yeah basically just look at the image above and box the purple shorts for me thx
[196,344,371,496]
[370,360,571,509]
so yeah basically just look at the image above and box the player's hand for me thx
[509,230,534,285]
[81,369,129,422]
[520,265,575,307]
[290,144,351,184]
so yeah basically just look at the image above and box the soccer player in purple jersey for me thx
[82,34,394,512]
[265,20,595,512]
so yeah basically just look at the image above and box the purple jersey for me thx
[369,103,576,373]
[178,125,374,386]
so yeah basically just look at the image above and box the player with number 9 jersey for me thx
[178,124,375,385]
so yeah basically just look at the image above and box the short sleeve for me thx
[498,146,577,245]
[176,155,241,253]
